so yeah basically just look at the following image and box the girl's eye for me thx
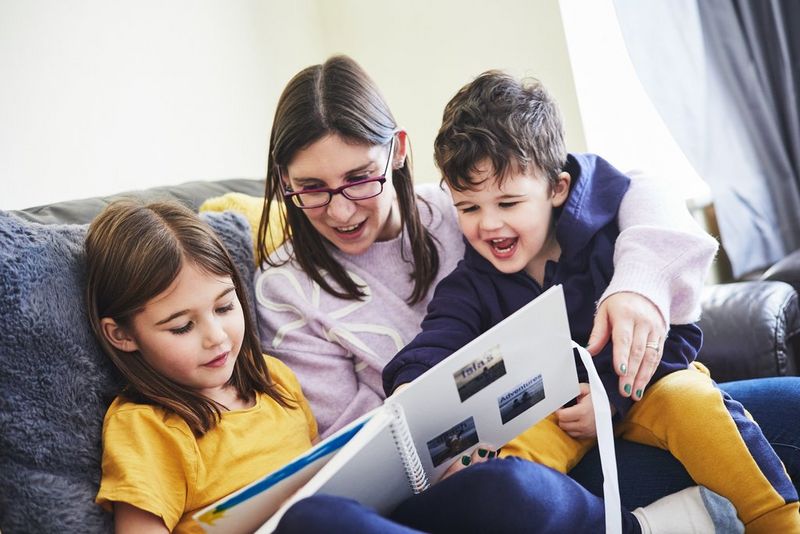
[499,202,519,208]
[460,206,478,214]
[170,322,194,335]
[216,302,236,314]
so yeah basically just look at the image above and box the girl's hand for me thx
[556,383,596,439]
[440,444,498,481]
[586,291,667,401]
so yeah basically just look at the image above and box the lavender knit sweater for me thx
[255,178,717,436]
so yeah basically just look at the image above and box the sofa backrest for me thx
[0,206,256,533]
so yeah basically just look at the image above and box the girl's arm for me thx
[590,171,718,399]
[113,502,169,534]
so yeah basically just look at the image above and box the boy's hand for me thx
[440,444,499,481]
[556,383,596,439]
[586,292,666,401]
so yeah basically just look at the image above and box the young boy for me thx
[382,71,799,531]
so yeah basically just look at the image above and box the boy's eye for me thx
[216,302,236,314]
[460,206,478,213]
[170,322,194,335]
[499,202,519,208]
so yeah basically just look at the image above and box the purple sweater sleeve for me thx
[601,170,718,323]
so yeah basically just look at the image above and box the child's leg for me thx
[500,413,594,473]
[391,457,644,533]
[619,363,800,532]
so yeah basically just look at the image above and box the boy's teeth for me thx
[490,238,516,252]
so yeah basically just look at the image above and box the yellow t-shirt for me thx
[95,356,317,533]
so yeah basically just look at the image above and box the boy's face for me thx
[451,160,570,280]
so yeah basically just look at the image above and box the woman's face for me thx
[284,134,401,255]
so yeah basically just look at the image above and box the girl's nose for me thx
[203,320,228,349]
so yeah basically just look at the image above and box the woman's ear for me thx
[392,130,409,169]
[100,318,139,353]
[551,171,571,207]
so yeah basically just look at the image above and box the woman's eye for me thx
[216,302,235,314]
[170,322,194,335]
[348,175,371,184]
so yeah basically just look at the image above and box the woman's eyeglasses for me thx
[282,136,395,209]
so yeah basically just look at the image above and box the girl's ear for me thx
[551,171,571,208]
[100,318,139,353]
[392,130,409,169]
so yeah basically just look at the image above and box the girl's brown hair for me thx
[85,200,292,436]
[257,55,439,305]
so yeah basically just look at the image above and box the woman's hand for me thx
[587,292,667,401]
[556,383,596,439]
[439,445,498,481]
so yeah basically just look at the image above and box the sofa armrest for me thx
[697,281,799,382]
[761,248,800,294]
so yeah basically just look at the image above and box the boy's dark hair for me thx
[434,70,567,191]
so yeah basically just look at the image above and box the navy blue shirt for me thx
[382,153,701,417]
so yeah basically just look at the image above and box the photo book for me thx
[194,284,621,534]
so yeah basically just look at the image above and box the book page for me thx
[193,409,376,534]
[257,409,413,533]
[389,285,580,482]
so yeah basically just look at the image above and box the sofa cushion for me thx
[0,209,255,533]
[10,178,265,226]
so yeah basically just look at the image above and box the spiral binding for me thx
[387,402,430,493]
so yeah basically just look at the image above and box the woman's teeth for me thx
[337,223,361,233]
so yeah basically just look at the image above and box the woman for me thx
[254,55,799,506]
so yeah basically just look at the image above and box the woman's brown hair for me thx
[256,55,439,305]
[85,200,292,436]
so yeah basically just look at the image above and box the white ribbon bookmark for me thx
[573,342,621,534]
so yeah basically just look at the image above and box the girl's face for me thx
[103,262,245,406]
[283,134,402,255]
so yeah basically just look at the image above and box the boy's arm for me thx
[382,270,485,395]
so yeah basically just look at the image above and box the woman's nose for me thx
[325,193,358,222]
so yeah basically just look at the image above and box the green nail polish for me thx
[461,456,471,466]
[620,363,627,375]
[636,389,643,398]
[477,448,488,458]
[624,384,632,395]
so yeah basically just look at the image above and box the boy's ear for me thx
[551,171,571,207]
[392,130,408,169]
[100,318,140,353]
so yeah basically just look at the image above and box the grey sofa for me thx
[1,178,797,532]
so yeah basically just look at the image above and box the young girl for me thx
[86,199,740,534]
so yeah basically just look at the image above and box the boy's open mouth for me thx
[489,237,518,256]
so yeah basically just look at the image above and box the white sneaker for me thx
[632,486,744,534]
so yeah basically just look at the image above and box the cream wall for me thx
[314,0,586,183]
[1,0,583,209]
